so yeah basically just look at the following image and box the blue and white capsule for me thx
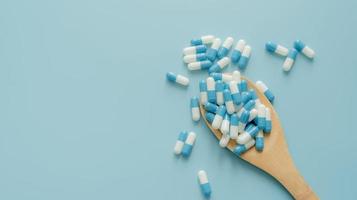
[199,80,208,104]
[215,80,224,105]
[231,39,246,64]
[206,38,222,61]
[265,41,289,56]
[229,81,242,105]
[234,139,255,156]
[256,81,275,102]
[174,131,188,155]
[205,112,215,124]
[210,72,233,83]
[212,105,226,129]
[183,45,207,55]
[237,125,259,144]
[219,133,231,148]
[255,131,264,151]
[181,132,197,157]
[230,114,239,139]
[220,114,230,135]
[208,57,230,73]
[238,45,251,69]
[191,35,215,46]
[223,89,235,114]
[191,97,200,122]
[188,60,212,71]
[206,77,216,103]
[294,40,315,59]
[166,72,189,86]
[217,37,234,59]
[198,170,212,198]
[264,107,272,133]
[183,53,208,63]
[283,49,298,72]
[204,102,218,113]
[257,104,266,129]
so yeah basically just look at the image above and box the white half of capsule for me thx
[275,45,289,56]
[211,38,222,50]
[283,58,294,72]
[217,57,230,69]
[226,101,235,114]
[198,170,209,184]
[248,108,258,122]
[186,132,196,145]
[234,39,246,51]
[176,75,189,86]
[244,139,256,149]
[265,107,271,121]
[201,35,215,44]
[230,124,239,139]
[188,62,202,70]
[257,131,263,138]
[302,46,315,59]
[183,46,197,55]
[200,92,208,104]
[206,77,215,91]
[192,107,200,121]
[174,140,185,155]
[256,81,268,92]
[216,91,224,105]
[258,104,266,118]
[232,70,241,83]
[237,130,255,144]
[222,37,234,49]
[221,74,233,82]
[220,117,230,135]
[229,81,239,94]
[238,122,246,134]
[212,115,223,129]
[242,45,252,57]
[219,134,231,148]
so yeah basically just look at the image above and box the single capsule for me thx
[237,125,259,144]
[230,114,239,139]
[188,60,213,71]
[283,49,298,72]
[166,72,189,86]
[205,112,215,124]
[199,80,208,104]
[231,39,246,64]
[198,170,212,198]
[264,107,272,133]
[257,104,266,129]
[239,80,248,92]
[191,97,200,122]
[256,81,275,102]
[212,105,226,129]
[255,131,264,151]
[219,133,231,148]
[208,57,230,73]
[217,37,234,59]
[207,77,216,103]
[241,91,252,105]
[265,41,289,56]
[183,53,208,63]
[210,72,233,82]
[181,132,197,157]
[204,102,218,113]
[183,45,207,55]
[220,114,230,135]
[232,70,241,83]
[174,131,188,155]
[191,35,215,46]
[294,40,315,59]
[206,38,222,61]
[238,45,251,69]
[234,139,255,156]
[229,81,242,105]
[223,89,235,114]
[215,80,224,105]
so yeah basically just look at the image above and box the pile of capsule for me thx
[192,70,274,155]
[265,40,315,72]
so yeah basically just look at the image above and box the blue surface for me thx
[0,0,357,199]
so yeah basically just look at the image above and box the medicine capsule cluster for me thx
[265,40,315,72]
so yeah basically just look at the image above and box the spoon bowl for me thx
[200,76,319,200]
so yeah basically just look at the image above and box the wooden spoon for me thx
[200,76,319,200]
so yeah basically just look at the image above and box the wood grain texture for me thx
[199,76,319,200]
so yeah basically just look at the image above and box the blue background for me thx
[0,0,356,199]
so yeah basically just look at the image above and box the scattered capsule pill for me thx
[204,102,218,113]
[188,60,212,71]
[212,105,226,129]
[231,39,246,64]
[210,72,233,82]
[219,133,231,148]
[183,45,207,55]
[215,80,224,105]
[264,107,272,133]
[294,40,315,59]
[256,81,275,102]
[198,170,212,198]
[283,49,298,72]
[206,38,222,61]
[220,114,230,135]
[257,104,266,129]
[230,114,239,139]
[207,77,216,103]
[182,132,197,157]
[174,131,188,155]
[238,45,251,69]
[265,41,289,56]
[255,130,264,151]
[191,97,200,122]
[205,112,215,124]
[208,57,230,73]
[234,139,255,156]
[191,35,215,46]
[199,80,208,104]
[217,37,234,59]
[229,81,242,105]
[237,125,259,144]
[183,53,208,63]
[166,72,189,86]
